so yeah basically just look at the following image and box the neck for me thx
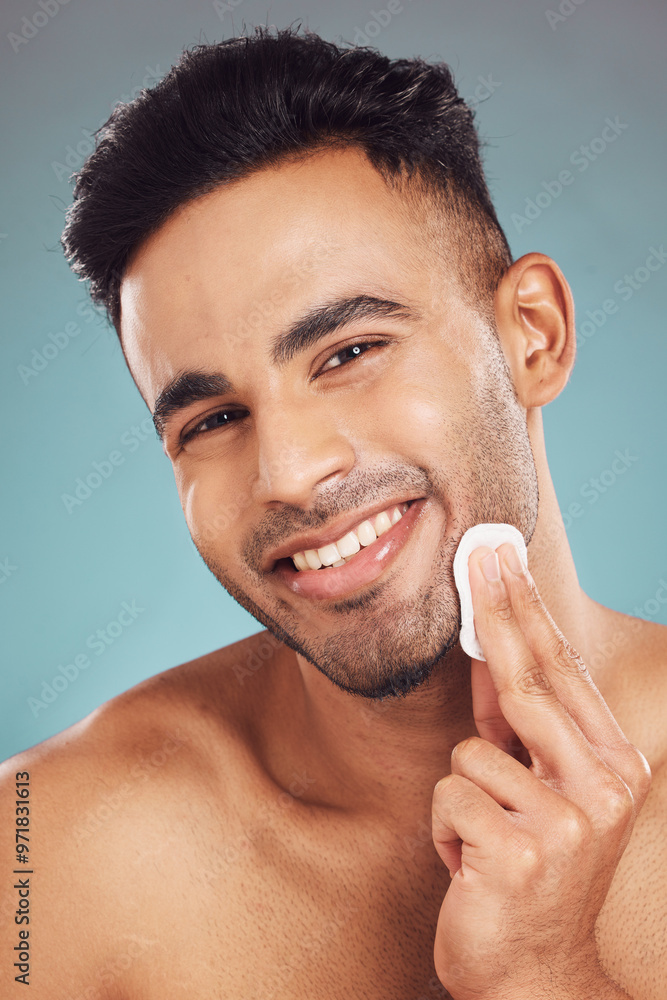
[265,409,606,831]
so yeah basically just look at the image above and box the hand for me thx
[431,543,651,1000]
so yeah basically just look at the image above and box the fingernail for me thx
[481,551,501,582]
[504,544,526,576]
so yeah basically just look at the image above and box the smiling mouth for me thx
[288,501,410,572]
[269,498,427,602]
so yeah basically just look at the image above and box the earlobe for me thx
[494,252,576,409]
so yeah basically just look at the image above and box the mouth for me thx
[269,497,427,601]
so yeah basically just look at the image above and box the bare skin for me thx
[1,147,665,999]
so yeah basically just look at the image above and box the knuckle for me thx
[605,781,634,824]
[490,595,514,624]
[522,579,545,614]
[548,634,587,678]
[513,665,554,698]
[594,778,635,833]
[510,831,542,874]
[558,804,591,847]
[628,746,652,800]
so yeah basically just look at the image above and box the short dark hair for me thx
[61,24,512,336]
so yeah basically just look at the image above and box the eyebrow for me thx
[153,370,234,441]
[152,293,417,441]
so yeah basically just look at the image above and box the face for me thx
[121,146,538,700]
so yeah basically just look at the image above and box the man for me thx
[1,25,664,1000]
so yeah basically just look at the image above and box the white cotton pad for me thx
[453,523,528,660]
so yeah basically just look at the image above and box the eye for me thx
[318,340,385,375]
[181,407,247,444]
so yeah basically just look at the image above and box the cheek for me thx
[357,331,473,450]
[176,469,247,551]
[356,375,454,459]
[180,475,199,535]
[389,399,448,458]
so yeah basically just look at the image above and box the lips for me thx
[270,498,427,601]
[263,497,421,573]
[291,501,410,571]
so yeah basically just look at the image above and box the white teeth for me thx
[317,542,341,566]
[304,549,323,570]
[374,511,392,536]
[293,551,310,572]
[356,520,377,547]
[289,502,410,571]
[337,531,361,558]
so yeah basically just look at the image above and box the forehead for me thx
[120,146,445,405]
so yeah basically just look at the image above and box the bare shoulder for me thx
[0,630,278,998]
[587,602,667,772]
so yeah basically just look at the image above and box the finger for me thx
[470,656,531,766]
[431,772,514,878]
[494,542,651,809]
[468,547,631,806]
[451,735,569,816]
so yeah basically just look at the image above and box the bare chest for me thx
[115,762,666,1000]
[122,807,455,999]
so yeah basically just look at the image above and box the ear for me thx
[493,252,576,408]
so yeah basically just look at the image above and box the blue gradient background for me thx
[1,0,665,762]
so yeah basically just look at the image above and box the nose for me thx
[251,401,355,508]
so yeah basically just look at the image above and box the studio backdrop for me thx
[1,0,665,761]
